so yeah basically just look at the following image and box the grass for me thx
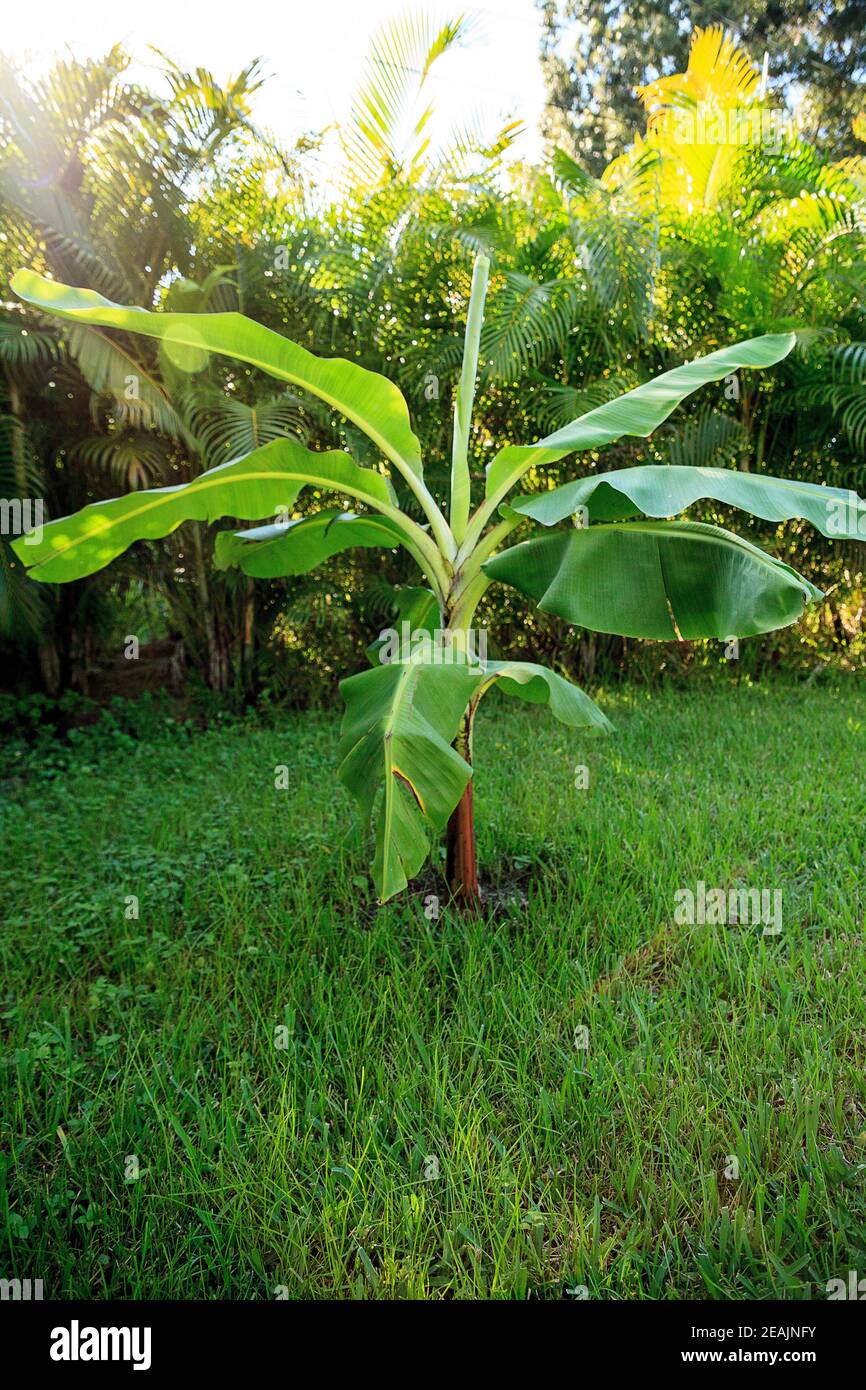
[1,679,865,1300]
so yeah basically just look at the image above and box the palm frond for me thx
[0,537,50,640]
[0,413,44,496]
[63,323,187,438]
[66,431,172,489]
[532,373,638,434]
[662,405,747,468]
[481,271,580,379]
[0,319,60,373]
[181,386,313,462]
[342,13,471,186]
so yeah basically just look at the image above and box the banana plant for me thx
[10,261,866,907]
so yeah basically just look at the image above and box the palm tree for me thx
[0,46,312,690]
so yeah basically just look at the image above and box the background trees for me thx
[2,18,865,703]
[539,0,866,172]
[0,47,299,693]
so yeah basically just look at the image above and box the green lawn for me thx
[2,681,865,1299]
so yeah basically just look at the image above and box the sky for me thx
[1,1,557,177]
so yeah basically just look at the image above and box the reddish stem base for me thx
[445,732,480,910]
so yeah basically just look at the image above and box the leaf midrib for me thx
[24,465,390,573]
[48,302,418,479]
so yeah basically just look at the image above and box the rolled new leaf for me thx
[511,462,866,537]
[483,521,822,639]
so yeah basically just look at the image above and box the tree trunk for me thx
[190,524,228,691]
[37,641,61,696]
[445,706,480,909]
[242,577,255,696]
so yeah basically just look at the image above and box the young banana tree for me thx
[11,261,866,907]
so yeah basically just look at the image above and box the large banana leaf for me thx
[511,462,866,536]
[475,660,612,731]
[339,655,482,902]
[11,270,424,481]
[339,650,609,900]
[11,438,395,583]
[214,509,410,578]
[484,521,822,640]
[483,334,796,506]
[385,586,440,633]
[365,585,440,664]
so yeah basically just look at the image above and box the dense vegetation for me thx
[540,0,866,171]
[2,19,865,704]
[2,12,865,1306]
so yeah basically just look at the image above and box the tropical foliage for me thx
[2,17,866,707]
[11,257,866,901]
